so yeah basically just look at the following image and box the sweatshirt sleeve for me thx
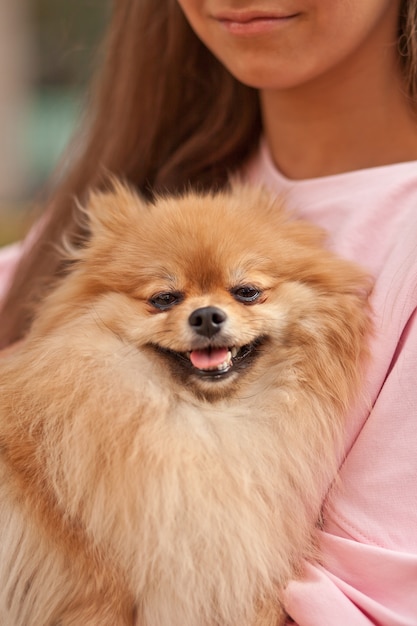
[285,534,417,625]
[284,232,417,625]
[0,242,22,304]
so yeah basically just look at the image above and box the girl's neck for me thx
[260,47,417,180]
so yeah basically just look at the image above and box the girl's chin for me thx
[221,59,317,92]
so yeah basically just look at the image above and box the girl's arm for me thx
[0,241,22,304]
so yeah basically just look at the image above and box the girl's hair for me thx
[0,0,416,346]
[0,0,261,346]
[400,0,417,99]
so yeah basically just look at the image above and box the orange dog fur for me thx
[0,183,371,625]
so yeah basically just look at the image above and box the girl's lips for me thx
[212,10,300,35]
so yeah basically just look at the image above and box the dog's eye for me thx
[231,286,262,304]
[149,292,183,310]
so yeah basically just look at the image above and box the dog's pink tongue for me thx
[190,348,229,370]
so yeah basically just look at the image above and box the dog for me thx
[0,182,371,625]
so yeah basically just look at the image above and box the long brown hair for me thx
[0,0,416,346]
[0,0,261,346]
[399,0,417,99]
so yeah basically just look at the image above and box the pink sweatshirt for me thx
[245,142,417,625]
[1,147,416,623]
[0,242,21,304]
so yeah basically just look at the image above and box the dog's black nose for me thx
[188,306,227,338]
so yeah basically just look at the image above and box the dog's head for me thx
[60,182,370,402]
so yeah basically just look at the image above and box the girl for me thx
[1,1,416,623]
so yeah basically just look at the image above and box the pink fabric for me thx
[0,242,21,304]
[245,141,417,625]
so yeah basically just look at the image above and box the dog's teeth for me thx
[214,351,233,371]
[231,347,238,358]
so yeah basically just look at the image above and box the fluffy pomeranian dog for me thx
[0,183,371,626]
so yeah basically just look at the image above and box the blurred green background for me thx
[0,0,109,246]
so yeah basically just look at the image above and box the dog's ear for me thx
[82,178,150,240]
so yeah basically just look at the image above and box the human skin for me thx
[176,0,417,178]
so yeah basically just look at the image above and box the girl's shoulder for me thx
[0,242,22,304]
